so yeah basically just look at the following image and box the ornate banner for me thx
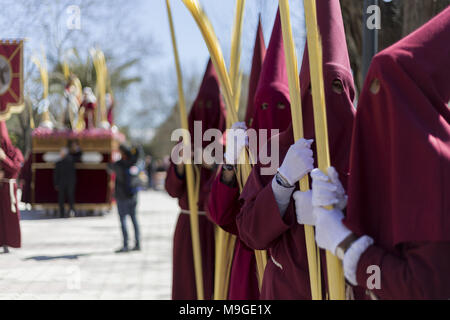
[0,40,24,121]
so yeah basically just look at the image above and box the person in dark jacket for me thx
[53,140,82,218]
[108,144,141,253]
[68,139,82,163]
[54,149,75,218]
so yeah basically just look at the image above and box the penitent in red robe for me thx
[0,121,24,248]
[208,172,260,300]
[165,59,226,300]
[237,0,356,299]
[207,16,266,300]
[165,164,217,300]
[344,6,450,300]
[208,10,297,299]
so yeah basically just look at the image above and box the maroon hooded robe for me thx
[165,59,226,300]
[236,0,356,299]
[208,15,277,300]
[343,6,450,300]
[0,121,24,248]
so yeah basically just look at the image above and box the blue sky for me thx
[0,0,306,128]
[120,0,306,127]
[139,0,306,74]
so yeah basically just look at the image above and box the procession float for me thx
[26,48,124,213]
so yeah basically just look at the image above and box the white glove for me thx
[293,190,315,225]
[311,166,351,254]
[311,167,347,210]
[278,138,314,186]
[224,122,248,164]
[314,207,352,255]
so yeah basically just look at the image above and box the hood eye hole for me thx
[261,103,268,110]
[332,80,344,94]
[370,78,380,94]
[277,103,286,110]
[206,100,212,108]
[198,101,204,107]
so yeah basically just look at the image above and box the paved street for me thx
[0,190,179,300]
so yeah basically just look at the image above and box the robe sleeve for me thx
[164,162,186,199]
[236,169,293,250]
[1,152,22,178]
[355,242,450,299]
[207,169,240,235]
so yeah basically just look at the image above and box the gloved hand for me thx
[293,190,315,225]
[224,121,248,165]
[278,138,314,186]
[311,167,347,210]
[311,166,351,254]
[313,207,352,255]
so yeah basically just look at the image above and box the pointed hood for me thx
[252,9,291,133]
[297,0,356,183]
[300,0,353,96]
[196,59,221,104]
[245,18,266,127]
[188,59,226,145]
[344,6,450,247]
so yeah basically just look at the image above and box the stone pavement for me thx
[0,190,179,300]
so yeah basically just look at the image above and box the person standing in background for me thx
[108,144,141,253]
[54,139,81,218]
[68,139,82,163]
